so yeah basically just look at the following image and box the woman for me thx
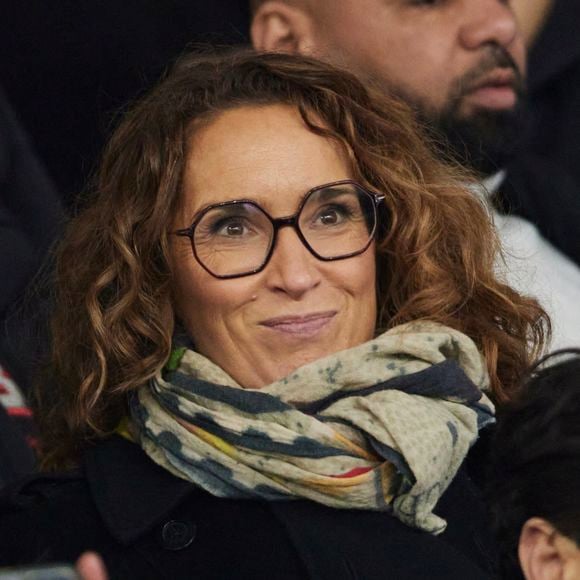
[0,49,547,579]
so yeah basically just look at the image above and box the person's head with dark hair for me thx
[489,350,580,579]
[250,0,528,177]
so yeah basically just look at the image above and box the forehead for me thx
[180,104,353,216]
[310,0,523,53]
[313,0,441,34]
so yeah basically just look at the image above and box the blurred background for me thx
[0,1,251,208]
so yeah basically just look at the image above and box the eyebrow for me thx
[314,185,355,200]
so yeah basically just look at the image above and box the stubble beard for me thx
[397,46,530,177]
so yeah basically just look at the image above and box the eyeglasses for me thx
[174,179,385,279]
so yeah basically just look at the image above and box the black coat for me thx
[502,0,580,265]
[0,85,63,397]
[526,0,580,187]
[0,436,497,579]
[0,87,64,488]
[0,87,63,321]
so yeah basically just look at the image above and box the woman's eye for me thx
[314,204,351,227]
[319,209,341,225]
[200,215,252,238]
[407,0,442,6]
[217,219,248,236]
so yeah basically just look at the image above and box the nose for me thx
[458,0,519,51]
[263,226,321,299]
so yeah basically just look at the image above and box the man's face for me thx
[279,0,528,175]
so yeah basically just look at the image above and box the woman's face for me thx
[170,104,377,389]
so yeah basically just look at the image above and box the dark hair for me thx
[489,350,580,579]
[37,48,547,469]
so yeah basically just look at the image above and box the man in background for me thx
[250,0,580,350]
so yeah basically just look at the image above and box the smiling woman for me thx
[0,49,548,579]
[171,106,378,388]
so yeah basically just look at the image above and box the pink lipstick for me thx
[259,311,337,337]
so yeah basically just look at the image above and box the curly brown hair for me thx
[37,48,548,469]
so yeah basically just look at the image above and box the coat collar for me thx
[83,435,197,544]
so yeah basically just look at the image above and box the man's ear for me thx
[519,518,564,579]
[251,1,316,55]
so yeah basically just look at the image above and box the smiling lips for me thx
[465,68,518,110]
[260,311,337,336]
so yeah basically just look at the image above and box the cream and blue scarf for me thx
[130,320,494,534]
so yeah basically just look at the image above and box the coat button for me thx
[160,520,196,550]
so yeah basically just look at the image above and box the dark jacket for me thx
[526,0,580,186]
[0,84,63,398]
[0,404,36,491]
[0,435,496,579]
[0,87,64,488]
[0,87,63,321]
[502,0,580,265]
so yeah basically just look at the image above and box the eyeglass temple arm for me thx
[174,226,194,238]
[373,193,385,204]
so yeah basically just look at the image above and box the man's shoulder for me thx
[503,154,580,265]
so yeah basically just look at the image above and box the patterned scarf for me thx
[130,320,494,534]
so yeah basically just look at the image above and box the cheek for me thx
[172,261,257,332]
[372,47,451,111]
[171,251,220,326]
[171,269,203,327]
[359,256,377,297]
[346,251,378,341]
[513,40,527,76]
[341,249,377,309]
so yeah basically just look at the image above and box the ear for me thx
[519,518,564,580]
[251,1,316,55]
